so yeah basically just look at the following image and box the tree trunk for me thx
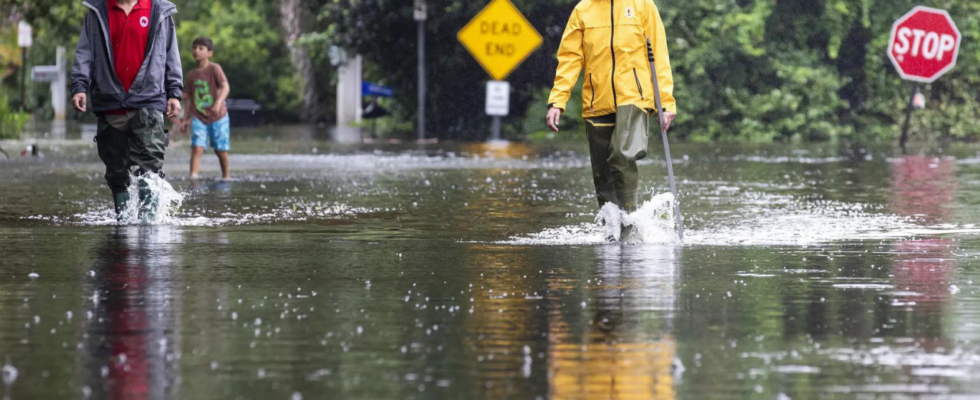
[837,13,870,124]
[280,0,318,122]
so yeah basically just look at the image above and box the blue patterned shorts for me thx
[191,115,230,151]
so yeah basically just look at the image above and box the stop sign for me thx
[888,6,961,83]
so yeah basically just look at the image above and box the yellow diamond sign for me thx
[457,0,543,81]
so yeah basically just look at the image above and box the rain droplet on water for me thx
[2,362,18,386]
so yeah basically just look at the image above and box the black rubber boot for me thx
[138,179,157,221]
[112,191,131,222]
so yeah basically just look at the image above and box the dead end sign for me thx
[457,0,543,81]
[888,6,961,83]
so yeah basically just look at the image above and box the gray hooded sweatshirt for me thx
[71,0,183,114]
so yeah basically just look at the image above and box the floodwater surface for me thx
[2,133,980,399]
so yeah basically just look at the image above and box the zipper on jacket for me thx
[633,68,644,100]
[609,0,618,107]
[589,73,595,110]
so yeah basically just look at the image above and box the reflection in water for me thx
[549,245,679,400]
[891,240,955,311]
[7,142,980,398]
[890,156,957,224]
[190,179,233,197]
[76,227,183,400]
[890,156,958,314]
[464,244,546,397]
[461,142,537,160]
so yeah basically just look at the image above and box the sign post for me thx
[458,0,542,141]
[17,21,32,113]
[485,81,510,141]
[887,6,961,150]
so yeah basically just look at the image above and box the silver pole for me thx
[20,48,27,112]
[647,38,684,240]
[491,116,501,141]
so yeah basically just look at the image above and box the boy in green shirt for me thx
[181,37,232,180]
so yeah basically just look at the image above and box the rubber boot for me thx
[620,223,638,243]
[138,179,158,221]
[617,190,639,214]
[112,191,131,222]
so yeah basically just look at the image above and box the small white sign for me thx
[32,66,59,83]
[17,21,32,48]
[486,81,510,117]
[414,0,428,22]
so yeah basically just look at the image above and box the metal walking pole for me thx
[647,38,684,240]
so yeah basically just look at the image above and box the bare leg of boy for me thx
[190,146,205,179]
[216,150,230,180]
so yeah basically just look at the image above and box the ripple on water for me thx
[502,191,980,247]
[22,173,380,227]
[26,201,380,226]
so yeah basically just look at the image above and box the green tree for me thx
[308,0,580,140]
[174,0,301,120]
[313,0,980,142]
[3,0,978,141]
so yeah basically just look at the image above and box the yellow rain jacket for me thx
[548,0,676,118]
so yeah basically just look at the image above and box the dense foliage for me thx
[315,0,980,142]
[0,0,303,122]
[172,0,301,120]
[0,0,978,142]
[659,0,980,142]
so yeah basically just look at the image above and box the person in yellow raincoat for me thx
[547,0,676,216]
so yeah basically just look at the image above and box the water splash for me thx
[501,192,680,246]
[595,203,625,242]
[26,173,187,226]
[623,193,680,244]
[124,173,185,226]
[501,190,980,247]
[94,173,184,226]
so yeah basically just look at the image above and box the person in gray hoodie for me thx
[71,0,183,220]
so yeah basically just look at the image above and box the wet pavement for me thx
[2,135,980,399]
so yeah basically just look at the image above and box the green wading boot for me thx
[112,191,131,222]
[138,180,158,221]
[620,223,639,243]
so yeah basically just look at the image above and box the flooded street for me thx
[3,134,980,399]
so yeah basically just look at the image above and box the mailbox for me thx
[32,66,59,83]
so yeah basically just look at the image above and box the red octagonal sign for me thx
[888,6,961,83]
